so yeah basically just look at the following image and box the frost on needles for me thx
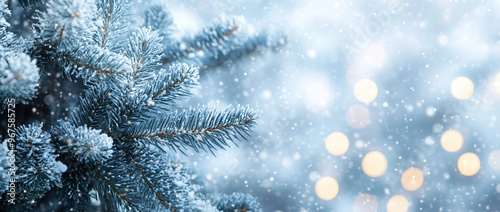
[0,0,283,211]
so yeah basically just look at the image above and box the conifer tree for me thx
[0,0,282,211]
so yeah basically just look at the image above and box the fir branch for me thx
[118,144,218,211]
[59,167,92,211]
[143,4,174,41]
[129,63,198,116]
[34,0,97,49]
[18,0,46,10]
[213,193,262,212]
[95,0,130,50]
[161,16,242,64]
[70,83,127,133]
[58,44,131,82]
[52,121,113,165]
[92,153,151,211]
[201,31,287,69]
[0,0,10,28]
[0,142,9,194]
[120,145,172,211]
[0,0,38,110]
[0,53,39,106]
[126,27,163,86]
[1,124,65,210]
[93,166,134,209]
[123,106,257,153]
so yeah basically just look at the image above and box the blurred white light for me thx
[262,90,272,99]
[438,35,448,46]
[426,106,436,117]
[297,74,333,111]
[363,43,386,67]
[307,49,317,58]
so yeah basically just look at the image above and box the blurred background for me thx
[165,0,500,211]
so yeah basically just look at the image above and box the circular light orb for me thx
[362,151,387,177]
[494,73,500,94]
[346,104,371,129]
[354,79,378,103]
[457,152,481,176]
[314,177,339,200]
[401,167,424,191]
[450,76,474,100]
[387,195,409,212]
[440,129,464,152]
[325,132,349,156]
[353,193,378,212]
[489,150,500,171]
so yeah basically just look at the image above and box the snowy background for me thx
[160,0,500,211]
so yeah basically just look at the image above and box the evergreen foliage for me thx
[0,0,282,211]
[213,192,263,212]
[0,0,39,110]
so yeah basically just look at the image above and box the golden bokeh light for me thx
[387,195,409,212]
[353,193,378,212]
[362,151,387,177]
[325,132,349,156]
[440,129,464,152]
[401,167,424,191]
[346,104,371,129]
[354,79,378,103]
[450,76,474,100]
[488,150,500,171]
[457,152,481,176]
[494,73,500,94]
[315,177,339,200]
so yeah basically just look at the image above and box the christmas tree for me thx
[0,0,282,211]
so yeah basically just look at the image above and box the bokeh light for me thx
[346,104,371,129]
[457,152,481,176]
[361,151,387,177]
[387,195,409,212]
[494,73,500,94]
[353,193,378,212]
[314,176,339,200]
[488,150,500,171]
[354,79,378,103]
[440,129,464,152]
[450,76,474,100]
[325,132,349,156]
[401,167,424,191]
[363,43,386,67]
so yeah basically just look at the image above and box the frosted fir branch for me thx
[201,30,287,69]
[59,167,92,211]
[92,153,150,212]
[0,0,9,28]
[0,53,39,106]
[117,143,218,211]
[0,29,26,53]
[122,105,257,153]
[130,63,199,116]
[34,0,97,50]
[18,0,46,10]
[161,16,243,64]
[58,43,131,82]
[143,4,174,41]
[0,0,38,109]
[127,27,163,86]
[70,83,127,133]
[1,124,64,209]
[0,142,9,194]
[95,0,130,50]
[213,193,263,212]
[52,121,113,165]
